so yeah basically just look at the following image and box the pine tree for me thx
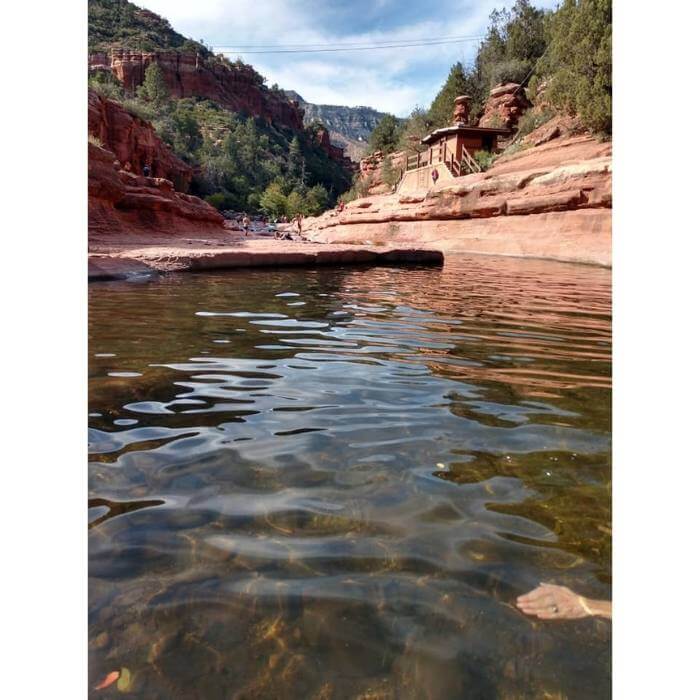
[367,114,401,154]
[288,136,303,182]
[427,62,470,128]
[137,63,170,107]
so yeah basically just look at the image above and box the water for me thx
[88,256,611,699]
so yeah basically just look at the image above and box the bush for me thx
[488,58,532,87]
[205,192,239,211]
[472,150,495,171]
[516,106,556,137]
[122,98,155,122]
[88,70,124,101]
[534,0,611,135]
[367,114,402,154]
[381,156,402,189]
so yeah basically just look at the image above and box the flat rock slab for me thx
[88,241,443,281]
[88,255,159,281]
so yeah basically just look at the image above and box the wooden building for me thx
[401,95,511,189]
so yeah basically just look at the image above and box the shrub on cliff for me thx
[88,69,124,101]
[534,0,612,135]
[137,64,171,108]
[367,115,402,155]
[381,157,402,189]
[464,0,548,116]
[427,63,470,128]
[397,107,431,154]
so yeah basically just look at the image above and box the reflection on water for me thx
[88,256,611,698]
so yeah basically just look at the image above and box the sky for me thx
[136,0,559,117]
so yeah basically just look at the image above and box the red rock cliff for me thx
[88,88,193,191]
[90,50,305,131]
[88,141,224,239]
[304,131,612,267]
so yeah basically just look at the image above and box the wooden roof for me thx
[421,124,511,145]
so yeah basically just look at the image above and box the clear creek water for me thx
[88,256,611,699]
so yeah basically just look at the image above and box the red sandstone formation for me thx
[89,50,304,131]
[478,82,531,131]
[88,89,192,191]
[304,131,612,266]
[314,125,355,168]
[89,141,224,239]
[358,150,407,195]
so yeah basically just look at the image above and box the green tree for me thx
[259,182,288,218]
[427,62,470,128]
[304,184,329,216]
[137,63,171,107]
[367,114,402,154]
[535,0,611,134]
[381,156,402,190]
[464,0,548,115]
[398,107,431,154]
[285,190,305,219]
[287,135,304,182]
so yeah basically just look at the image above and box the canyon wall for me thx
[88,89,193,191]
[88,141,224,239]
[305,133,611,267]
[89,50,305,131]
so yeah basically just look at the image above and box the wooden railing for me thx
[404,142,482,177]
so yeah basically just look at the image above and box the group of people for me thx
[234,212,305,241]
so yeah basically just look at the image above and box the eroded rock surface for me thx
[304,133,612,266]
[88,89,192,191]
[90,50,304,131]
[88,141,224,239]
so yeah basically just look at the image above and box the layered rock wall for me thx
[478,82,531,131]
[305,134,612,266]
[88,89,192,191]
[89,142,224,238]
[90,50,304,131]
[358,150,407,195]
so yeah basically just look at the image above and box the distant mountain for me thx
[285,91,391,162]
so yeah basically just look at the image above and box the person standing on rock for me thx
[431,168,439,185]
[242,214,251,236]
[295,214,303,237]
[142,163,151,177]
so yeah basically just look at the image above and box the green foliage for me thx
[88,0,208,53]
[535,0,612,134]
[427,62,470,128]
[258,181,329,218]
[464,0,548,116]
[121,98,155,122]
[88,69,124,101]
[397,107,431,154]
[381,156,402,189]
[137,63,171,108]
[340,173,370,204]
[205,192,238,211]
[515,106,557,137]
[472,150,495,171]
[259,182,288,218]
[367,114,402,154]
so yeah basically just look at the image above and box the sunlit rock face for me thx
[89,50,305,131]
[88,141,224,239]
[88,89,193,192]
[305,134,612,267]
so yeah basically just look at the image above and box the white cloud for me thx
[134,0,559,116]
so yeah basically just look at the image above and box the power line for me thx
[212,36,487,55]
[211,33,486,50]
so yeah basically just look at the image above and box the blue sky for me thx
[137,0,559,116]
